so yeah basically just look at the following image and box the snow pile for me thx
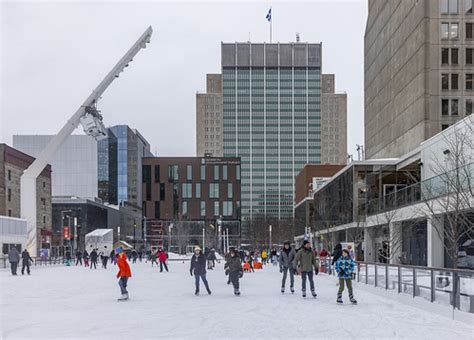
[1,262,472,339]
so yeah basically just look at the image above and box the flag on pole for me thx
[266,7,272,22]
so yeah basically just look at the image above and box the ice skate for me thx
[302,290,306,298]
[206,288,212,295]
[290,287,295,294]
[311,290,317,298]
[337,296,343,304]
[349,296,357,304]
[118,293,129,301]
[281,287,285,294]
[195,289,199,296]
[234,289,240,296]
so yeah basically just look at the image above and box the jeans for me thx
[301,271,315,292]
[160,261,168,272]
[281,267,294,288]
[119,277,129,295]
[194,274,210,292]
[337,278,353,297]
[21,261,30,275]
[10,262,18,275]
[229,271,240,290]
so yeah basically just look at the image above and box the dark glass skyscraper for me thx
[222,42,322,222]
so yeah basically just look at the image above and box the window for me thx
[209,183,219,198]
[227,183,233,198]
[200,201,206,217]
[442,73,449,90]
[222,165,228,180]
[441,0,458,13]
[7,188,11,202]
[168,165,178,181]
[214,201,220,216]
[8,209,12,217]
[182,183,192,198]
[223,201,233,216]
[441,23,449,39]
[43,182,46,190]
[236,165,241,180]
[466,0,473,14]
[442,124,450,130]
[466,98,473,115]
[451,99,459,115]
[451,23,459,39]
[200,165,206,180]
[452,73,459,90]
[160,183,165,200]
[43,215,46,224]
[182,201,188,217]
[195,183,201,198]
[442,48,449,64]
[466,73,474,90]
[451,48,459,64]
[155,201,160,218]
[154,165,160,182]
[442,99,449,115]
[441,0,449,13]
[186,165,192,181]
[214,165,219,180]
[41,198,46,207]
[7,170,11,181]
[467,23,474,39]
[467,48,473,65]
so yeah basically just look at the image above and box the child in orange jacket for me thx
[115,247,132,301]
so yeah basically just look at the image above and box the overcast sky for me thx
[1,0,367,157]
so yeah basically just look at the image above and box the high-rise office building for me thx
[196,74,223,157]
[221,42,322,223]
[321,74,347,164]
[365,0,474,159]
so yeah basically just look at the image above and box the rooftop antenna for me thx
[296,32,300,42]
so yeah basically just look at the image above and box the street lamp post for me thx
[202,226,206,250]
[143,217,147,252]
[73,217,78,253]
[269,224,272,251]
[168,224,173,253]
[133,220,137,249]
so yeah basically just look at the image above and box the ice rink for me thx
[1,260,473,339]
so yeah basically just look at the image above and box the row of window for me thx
[441,72,474,89]
[153,200,236,218]
[440,0,473,14]
[440,22,474,40]
[441,97,474,115]
[441,47,474,65]
[163,164,241,182]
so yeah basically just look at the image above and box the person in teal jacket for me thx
[335,249,357,304]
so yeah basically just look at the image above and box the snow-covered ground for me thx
[1,261,473,339]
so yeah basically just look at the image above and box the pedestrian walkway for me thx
[1,261,472,339]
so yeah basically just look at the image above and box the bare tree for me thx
[418,118,474,268]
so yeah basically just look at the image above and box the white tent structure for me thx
[85,229,113,255]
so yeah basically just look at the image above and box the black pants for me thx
[160,261,168,272]
[229,271,240,290]
[119,277,129,295]
[76,258,82,266]
[301,271,315,292]
[10,262,18,275]
[102,257,108,269]
[90,260,97,269]
[21,261,30,275]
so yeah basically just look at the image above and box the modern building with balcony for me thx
[303,115,474,269]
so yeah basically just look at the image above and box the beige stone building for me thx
[0,144,52,251]
[196,74,223,157]
[321,74,347,164]
[365,0,474,159]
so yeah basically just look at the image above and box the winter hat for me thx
[115,247,123,254]
[194,246,202,252]
[303,240,310,246]
[283,240,291,245]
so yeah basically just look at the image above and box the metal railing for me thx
[319,258,474,314]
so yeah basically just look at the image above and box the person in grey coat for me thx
[279,241,296,294]
[8,247,20,275]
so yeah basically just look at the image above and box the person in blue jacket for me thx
[190,246,211,296]
[335,249,357,304]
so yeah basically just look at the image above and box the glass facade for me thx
[109,126,129,204]
[222,43,321,220]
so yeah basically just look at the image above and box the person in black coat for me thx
[90,249,98,269]
[21,249,33,275]
[75,250,83,266]
[190,246,211,295]
[332,243,343,266]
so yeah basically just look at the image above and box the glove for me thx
[190,270,193,276]
[225,269,229,276]
[239,272,243,278]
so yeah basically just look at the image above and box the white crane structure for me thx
[20,26,153,256]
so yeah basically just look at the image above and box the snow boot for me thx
[311,290,317,298]
[290,287,295,294]
[337,295,343,304]
[349,295,357,304]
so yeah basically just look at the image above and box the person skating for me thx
[102,252,109,269]
[279,241,296,294]
[110,250,116,265]
[293,240,319,298]
[246,253,255,272]
[335,249,357,304]
[21,249,33,275]
[83,250,89,267]
[131,249,138,264]
[261,249,268,265]
[90,249,98,269]
[224,248,243,296]
[115,247,131,301]
[65,250,72,266]
[75,250,83,266]
[157,248,168,272]
[207,248,217,270]
[8,247,20,276]
[190,246,211,295]
[150,251,158,267]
